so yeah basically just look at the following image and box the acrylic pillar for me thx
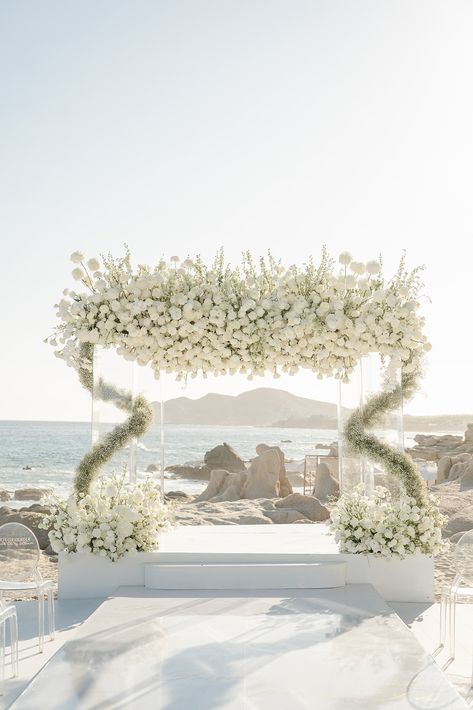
[338,353,404,496]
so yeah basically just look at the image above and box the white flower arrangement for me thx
[48,248,430,383]
[48,247,431,501]
[330,486,447,559]
[41,475,172,561]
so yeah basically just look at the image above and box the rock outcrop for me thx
[174,496,329,526]
[196,444,294,502]
[408,425,473,463]
[14,488,52,502]
[254,444,292,497]
[432,479,473,539]
[244,448,280,499]
[275,493,330,522]
[194,469,247,502]
[204,443,246,473]
[312,463,339,502]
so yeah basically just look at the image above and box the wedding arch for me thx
[49,248,431,505]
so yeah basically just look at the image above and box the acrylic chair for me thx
[0,599,19,694]
[438,530,473,678]
[0,523,55,653]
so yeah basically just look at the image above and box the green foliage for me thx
[343,365,426,507]
[74,343,154,496]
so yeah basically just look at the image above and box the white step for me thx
[144,561,346,590]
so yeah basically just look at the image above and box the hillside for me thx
[152,387,473,431]
[154,387,337,427]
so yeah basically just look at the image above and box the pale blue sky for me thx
[1,1,472,420]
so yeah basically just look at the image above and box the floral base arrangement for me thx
[329,486,447,559]
[42,475,172,562]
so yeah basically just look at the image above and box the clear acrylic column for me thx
[338,353,404,496]
[91,345,138,482]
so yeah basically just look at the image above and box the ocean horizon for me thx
[0,419,462,502]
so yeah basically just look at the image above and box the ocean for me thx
[0,420,423,502]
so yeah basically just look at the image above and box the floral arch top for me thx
[50,248,430,382]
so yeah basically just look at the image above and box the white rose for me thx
[72,267,84,280]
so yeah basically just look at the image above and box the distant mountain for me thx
[152,387,473,432]
[153,387,338,427]
[403,414,473,433]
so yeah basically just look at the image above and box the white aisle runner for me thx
[12,585,466,710]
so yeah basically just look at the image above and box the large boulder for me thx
[444,505,473,537]
[437,456,453,483]
[264,509,307,524]
[244,448,280,499]
[194,469,247,502]
[459,458,473,489]
[255,444,292,497]
[14,488,52,502]
[275,493,330,522]
[312,463,339,502]
[166,464,211,480]
[447,454,473,485]
[0,491,12,502]
[464,424,473,446]
[175,499,273,525]
[204,443,246,473]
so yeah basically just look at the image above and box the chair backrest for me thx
[0,523,41,583]
[454,530,473,587]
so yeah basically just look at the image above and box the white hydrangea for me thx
[41,475,172,561]
[330,486,447,558]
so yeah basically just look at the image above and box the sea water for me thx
[0,419,423,500]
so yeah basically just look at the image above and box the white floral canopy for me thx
[49,248,430,504]
[51,248,429,381]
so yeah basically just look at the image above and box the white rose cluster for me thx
[330,486,447,558]
[41,475,172,561]
[49,249,430,382]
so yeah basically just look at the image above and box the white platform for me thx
[144,561,347,589]
[11,585,466,709]
[58,525,434,602]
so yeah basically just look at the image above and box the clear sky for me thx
[1,0,472,421]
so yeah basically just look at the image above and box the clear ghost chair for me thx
[438,530,473,673]
[0,523,55,653]
[0,600,19,693]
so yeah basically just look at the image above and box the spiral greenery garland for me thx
[343,361,426,507]
[74,342,154,496]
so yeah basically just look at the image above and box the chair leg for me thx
[47,589,55,641]
[448,591,457,661]
[9,615,19,678]
[0,622,5,689]
[439,590,446,649]
[38,594,44,653]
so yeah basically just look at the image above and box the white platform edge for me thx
[58,528,434,602]
[144,561,347,590]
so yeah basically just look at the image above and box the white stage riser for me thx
[144,562,347,590]
[58,551,433,602]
